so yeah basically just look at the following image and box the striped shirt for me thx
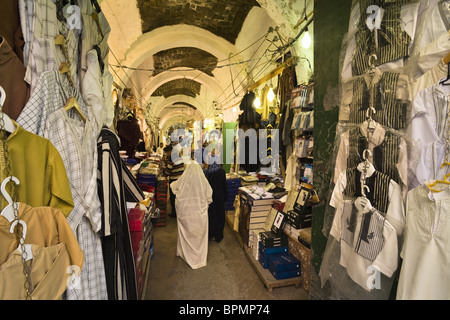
[165,159,185,182]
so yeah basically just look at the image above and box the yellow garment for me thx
[0,121,73,216]
[260,85,270,121]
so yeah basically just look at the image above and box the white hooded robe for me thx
[170,162,213,269]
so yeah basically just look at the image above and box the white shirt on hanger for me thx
[331,170,406,240]
[407,82,450,187]
[397,185,450,300]
[329,198,399,291]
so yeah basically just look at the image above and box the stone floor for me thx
[143,213,310,300]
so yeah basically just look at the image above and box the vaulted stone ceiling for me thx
[100,0,312,136]
[137,0,260,44]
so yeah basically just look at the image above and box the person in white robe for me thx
[170,161,212,269]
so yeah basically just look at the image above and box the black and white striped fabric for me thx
[344,167,391,214]
[348,72,408,129]
[346,127,402,185]
[340,201,386,262]
[351,0,413,77]
[97,127,145,300]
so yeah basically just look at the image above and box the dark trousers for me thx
[169,184,177,217]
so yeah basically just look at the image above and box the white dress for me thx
[170,162,212,269]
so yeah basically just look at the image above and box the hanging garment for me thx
[170,163,213,269]
[97,127,145,300]
[345,70,410,129]
[82,49,114,130]
[19,0,59,94]
[284,153,299,191]
[331,168,405,238]
[407,81,450,188]
[349,0,418,77]
[0,37,30,120]
[0,202,83,268]
[0,0,25,61]
[322,198,399,292]
[411,58,448,99]
[205,163,227,243]
[18,69,107,300]
[396,185,450,300]
[413,0,450,75]
[238,92,260,125]
[43,108,107,300]
[0,203,84,300]
[333,123,408,189]
[17,70,88,137]
[18,0,33,67]
[0,120,73,217]
[78,0,111,79]
[1,243,70,300]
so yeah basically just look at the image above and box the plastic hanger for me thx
[0,176,20,222]
[0,176,32,261]
[65,97,87,123]
[357,149,375,177]
[426,162,450,192]
[361,185,370,198]
[0,86,17,133]
[439,52,450,86]
[363,106,377,132]
[443,52,450,65]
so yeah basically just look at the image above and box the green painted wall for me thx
[222,122,238,173]
[310,0,352,299]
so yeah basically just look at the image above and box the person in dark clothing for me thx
[204,161,227,242]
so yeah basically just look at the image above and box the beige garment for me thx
[411,58,448,99]
[0,203,84,268]
[0,243,70,300]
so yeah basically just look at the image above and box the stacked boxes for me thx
[286,207,312,229]
[155,177,168,227]
[128,198,157,299]
[260,230,288,248]
[258,241,288,269]
[268,254,301,280]
[257,210,301,281]
[137,173,157,189]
